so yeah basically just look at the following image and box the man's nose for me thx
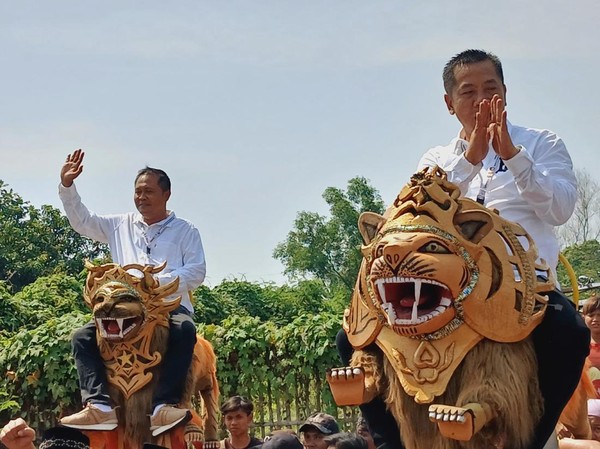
[476,90,494,104]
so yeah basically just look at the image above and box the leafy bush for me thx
[9,273,87,330]
[0,311,89,429]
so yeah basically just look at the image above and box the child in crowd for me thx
[220,396,263,449]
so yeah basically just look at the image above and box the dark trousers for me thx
[336,289,589,449]
[72,305,197,408]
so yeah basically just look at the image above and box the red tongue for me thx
[400,297,416,307]
[107,321,121,334]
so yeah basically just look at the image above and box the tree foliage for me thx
[194,279,342,325]
[0,180,107,292]
[273,177,385,296]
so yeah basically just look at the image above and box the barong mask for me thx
[84,262,180,398]
[344,166,555,402]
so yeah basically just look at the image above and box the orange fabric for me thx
[590,343,600,369]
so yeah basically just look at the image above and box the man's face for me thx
[301,429,327,449]
[134,173,170,223]
[223,410,252,437]
[590,415,600,441]
[444,59,506,136]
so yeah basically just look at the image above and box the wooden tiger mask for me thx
[343,166,555,402]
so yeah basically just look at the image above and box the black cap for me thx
[40,427,89,449]
[263,433,303,449]
[298,413,340,435]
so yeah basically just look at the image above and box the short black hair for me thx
[443,49,504,94]
[135,167,171,192]
[323,433,367,449]
[221,395,254,416]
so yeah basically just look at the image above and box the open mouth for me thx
[374,277,453,326]
[96,316,142,340]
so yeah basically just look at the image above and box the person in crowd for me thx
[556,398,600,448]
[58,149,206,436]
[262,433,302,449]
[582,295,600,395]
[355,417,375,449]
[0,419,35,449]
[322,433,367,449]
[220,396,263,449]
[583,295,600,369]
[1,420,91,449]
[298,413,339,449]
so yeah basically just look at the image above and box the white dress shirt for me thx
[418,122,577,274]
[59,183,206,312]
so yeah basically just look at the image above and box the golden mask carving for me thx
[84,262,180,399]
[344,167,554,403]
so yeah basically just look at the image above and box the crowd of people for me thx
[0,395,374,449]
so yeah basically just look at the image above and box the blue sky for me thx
[2,1,599,285]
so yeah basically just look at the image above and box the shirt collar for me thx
[134,211,176,227]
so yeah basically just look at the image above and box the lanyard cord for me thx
[143,214,176,255]
[476,155,501,205]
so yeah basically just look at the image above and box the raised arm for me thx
[58,150,120,243]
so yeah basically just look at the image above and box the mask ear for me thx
[454,210,493,244]
[358,212,385,245]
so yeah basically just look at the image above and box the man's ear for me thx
[444,93,454,115]
[503,84,508,106]
[164,190,171,202]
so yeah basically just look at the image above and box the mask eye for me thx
[375,244,385,258]
[420,241,450,254]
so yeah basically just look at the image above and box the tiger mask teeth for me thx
[374,277,454,330]
[95,316,143,341]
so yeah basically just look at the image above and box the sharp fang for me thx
[116,318,124,338]
[411,279,421,322]
[381,301,394,326]
[440,297,451,307]
[377,281,386,303]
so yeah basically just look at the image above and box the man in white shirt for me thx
[57,149,206,436]
[336,49,590,449]
[417,49,589,449]
[417,50,577,275]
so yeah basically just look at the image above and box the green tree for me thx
[273,177,385,297]
[558,239,600,298]
[193,279,340,325]
[0,180,107,291]
[8,273,87,331]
